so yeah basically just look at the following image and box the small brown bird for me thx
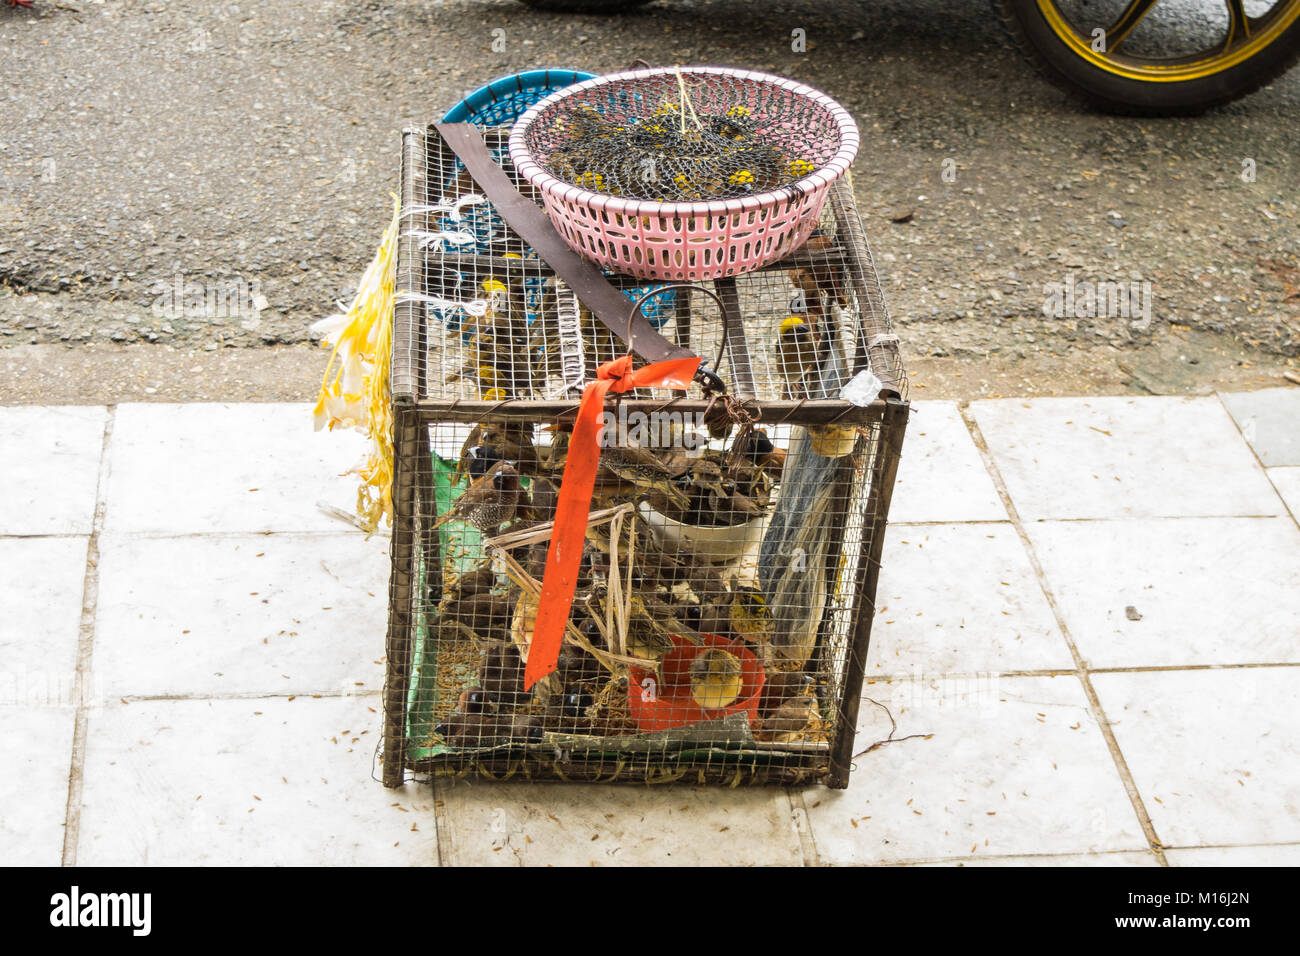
[596,593,695,661]
[760,694,820,742]
[449,563,498,598]
[776,315,820,399]
[686,457,729,499]
[444,591,511,634]
[694,594,734,640]
[689,647,745,710]
[434,462,525,533]
[799,233,851,309]
[435,711,542,748]
[527,476,560,522]
[455,685,493,715]
[454,422,537,484]
[735,428,787,476]
[555,643,604,683]
[729,578,775,663]
[636,540,723,598]
[759,672,815,719]
[599,444,691,510]
[478,641,526,707]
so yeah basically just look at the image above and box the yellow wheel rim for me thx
[1037,0,1300,81]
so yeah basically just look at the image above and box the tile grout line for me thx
[786,788,821,867]
[854,848,1161,867]
[957,401,1168,868]
[866,661,1300,681]
[1262,469,1300,529]
[1206,392,1300,530]
[61,405,115,867]
[1213,391,1300,530]
[114,690,385,703]
[430,777,450,867]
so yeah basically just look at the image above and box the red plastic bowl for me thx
[627,632,765,732]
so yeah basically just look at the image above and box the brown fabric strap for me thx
[434,122,702,372]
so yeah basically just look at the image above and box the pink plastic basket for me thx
[508,67,860,282]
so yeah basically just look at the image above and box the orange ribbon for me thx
[525,353,701,690]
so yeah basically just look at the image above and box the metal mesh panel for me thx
[396,127,905,405]
[383,124,908,788]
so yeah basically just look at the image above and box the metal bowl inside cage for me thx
[509,67,860,282]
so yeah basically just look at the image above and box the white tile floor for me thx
[968,396,1282,520]
[867,522,1070,677]
[93,533,390,698]
[805,674,1147,865]
[887,402,1007,523]
[1027,516,1300,669]
[435,780,804,867]
[0,406,105,535]
[2,391,1296,867]
[1090,667,1300,849]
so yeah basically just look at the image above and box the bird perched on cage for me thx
[734,428,787,477]
[558,103,625,142]
[538,686,597,732]
[466,278,530,347]
[455,685,493,715]
[435,462,525,533]
[478,641,528,708]
[728,578,775,664]
[686,456,729,499]
[639,591,705,643]
[527,475,560,523]
[667,455,766,527]
[459,444,504,482]
[455,422,537,484]
[759,694,820,743]
[759,671,815,719]
[555,642,605,684]
[688,647,745,710]
[636,539,724,599]
[776,315,820,400]
[790,232,851,332]
[538,424,570,473]
[716,480,763,522]
[707,106,756,142]
[442,591,512,635]
[593,592,697,661]
[435,711,542,748]
[599,443,691,510]
[449,562,498,598]
[474,364,507,400]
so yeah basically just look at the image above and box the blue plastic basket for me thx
[443,69,597,126]
[438,70,674,332]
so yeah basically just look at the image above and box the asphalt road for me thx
[1,0,1298,401]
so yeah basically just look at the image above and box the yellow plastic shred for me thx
[311,196,399,532]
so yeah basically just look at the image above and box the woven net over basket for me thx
[516,69,849,203]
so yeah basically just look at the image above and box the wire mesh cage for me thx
[382,112,909,789]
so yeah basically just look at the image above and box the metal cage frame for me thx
[381,125,909,789]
